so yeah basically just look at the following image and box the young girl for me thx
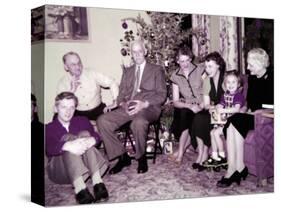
[203,70,245,169]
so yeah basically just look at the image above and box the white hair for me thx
[130,39,148,55]
[247,48,270,68]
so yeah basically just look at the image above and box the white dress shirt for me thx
[57,70,119,111]
[136,61,146,91]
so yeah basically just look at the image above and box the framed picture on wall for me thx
[31,5,89,43]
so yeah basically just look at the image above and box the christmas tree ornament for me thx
[121,48,127,56]
[200,39,206,45]
[122,21,128,29]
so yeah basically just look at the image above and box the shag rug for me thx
[45,149,273,207]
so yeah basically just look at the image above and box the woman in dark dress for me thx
[169,46,205,164]
[217,48,274,187]
[191,52,226,171]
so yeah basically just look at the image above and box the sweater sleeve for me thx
[45,126,65,157]
[233,92,245,107]
[79,116,101,146]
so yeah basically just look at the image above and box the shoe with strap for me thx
[202,156,220,167]
[218,156,227,165]
[203,156,227,167]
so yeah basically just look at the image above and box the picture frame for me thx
[210,108,228,125]
[31,4,274,207]
[31,5,89,43]
[163,140,174,155]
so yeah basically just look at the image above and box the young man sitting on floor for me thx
[46,92,109,204]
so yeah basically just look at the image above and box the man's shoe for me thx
[137,155,148,174]
[75,188,95,204]
[93,183,109,202]
[109,153,131,174]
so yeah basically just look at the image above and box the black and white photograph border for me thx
[1,0,281,212]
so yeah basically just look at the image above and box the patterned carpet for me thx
[45,149,274,207]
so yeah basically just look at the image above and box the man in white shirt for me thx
[57,51,119,120]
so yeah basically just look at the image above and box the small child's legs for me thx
[205,126,226,166]
[213,126,225,158]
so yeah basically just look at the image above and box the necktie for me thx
[131,65,141,99]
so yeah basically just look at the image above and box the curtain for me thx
[219,16,238,71]
[192,15,211,59]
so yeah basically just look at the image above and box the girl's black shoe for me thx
[239,166,249,180]
[216,171,241,188]
[197,164,207,172]
[202,156,219,166]
[192,163,200,169]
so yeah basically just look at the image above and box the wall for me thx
[31,43,44,122]
[31,7,150,123]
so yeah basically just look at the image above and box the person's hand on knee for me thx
[127,100,149,116]
[62,140,87,155]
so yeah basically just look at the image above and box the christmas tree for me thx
[121,12,187,77]
[120,11,208,80]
